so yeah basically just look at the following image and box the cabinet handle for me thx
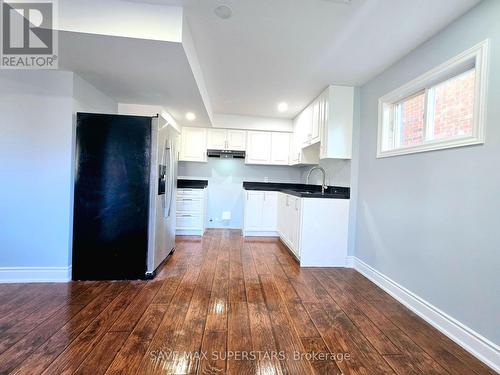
[182,198,193,201]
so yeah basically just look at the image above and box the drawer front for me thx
[176,197,203,212]
[176,214,202,229]
[177,188,204,198]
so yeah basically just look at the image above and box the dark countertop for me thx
[177,179,208,189]
[242,181,350,199]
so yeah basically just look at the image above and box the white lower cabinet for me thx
[243,191,278,235]
[176,188,207,235]
[244,190,349,266]
[277,193,301,259]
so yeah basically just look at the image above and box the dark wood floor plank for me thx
[205,274,229,333]
[304,302,373,375]
[384,353,449,375]
[137,251,203,374]
[39,282,139,375]
[301,337,344,375]
[106,303,168,375]
[227,301,256,375]
[11,282,127,375]
[0,333,24,356]
[260,274,313,374]
[73,331,129,375]
[0,230,493,375]
[247,302,285,375]
[319,268,453,375]
[319,301,395,375]
[0,283,78,334]
[334,269,497,375]
[110,280,162,332]
[0,304,85,374]
[198,331,227,375]
[313,269,401,356]
[159,235,219,374]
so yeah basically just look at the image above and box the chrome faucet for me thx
[306,166,328,194]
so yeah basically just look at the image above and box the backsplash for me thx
[300,159,351,187]
[178,158,302,229]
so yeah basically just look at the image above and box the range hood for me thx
[207,149,246,159]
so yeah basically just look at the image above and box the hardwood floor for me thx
[0,229,495,374]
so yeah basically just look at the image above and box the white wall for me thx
[0,71,74,269]
[353,0,500,348]
[0,70,116,279]
[178,159,301,229]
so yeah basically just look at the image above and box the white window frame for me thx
[377,40,489,158]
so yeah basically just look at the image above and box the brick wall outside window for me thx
[398,69,475,146]
[433,69,475,140]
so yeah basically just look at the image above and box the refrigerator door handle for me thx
[164,143,173,218]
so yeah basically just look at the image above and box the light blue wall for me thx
[0,71,116,268]
[353,0,500,345]
[179,159,302,229]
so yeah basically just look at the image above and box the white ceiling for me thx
[150,0,480,119]
[59,31,211,127]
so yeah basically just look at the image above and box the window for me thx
[377,40,488,158]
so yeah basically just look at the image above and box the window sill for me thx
[376,136,484,158]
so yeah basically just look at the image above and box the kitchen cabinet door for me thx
[207,129,227,149]
[244,191,264,230]
[246,131,271,164]
[300,106,313,148]
[311,99,320,144]
[261,191,278,230]
[319,86,353,159]
[281,194,293,246]
[180,127,207,162]
[277,193,285,235]
[270,132,290,165]
[290,196,302,258]
[227,130,246,150]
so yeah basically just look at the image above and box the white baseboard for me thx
[0,266,72,283]
[176,229,204,236]
[243,230,279,237]
[349,257,499,373]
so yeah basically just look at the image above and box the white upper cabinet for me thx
[246,131,271,164]
[207,128,227,149]
[270,132,290,165]
[227,130,246,150]
[311,99,321,145]
[292,85,354,160]
[207,129,247,150]
[289,117,319,166]
[299,105,313,148]
[246,131,291,165]
[180,127,207,162]
[320,86,354,159]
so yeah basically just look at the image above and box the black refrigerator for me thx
[72,113,178,280]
